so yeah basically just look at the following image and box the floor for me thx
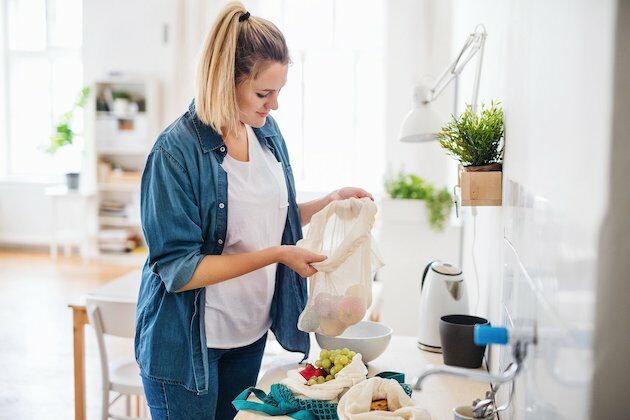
[0,251,134,420]
[0,250,296,420]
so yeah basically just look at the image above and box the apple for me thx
[319,318,347,336]
[337,295,366,324]
[299,363,326,380]
[315,293,342,319]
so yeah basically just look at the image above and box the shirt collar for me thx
[188,100,278,153]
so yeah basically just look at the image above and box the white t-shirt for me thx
[204,124,289,348]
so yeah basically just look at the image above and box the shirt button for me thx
[219,146,226,153]
[218,239,224,245]
[218,202,225,209]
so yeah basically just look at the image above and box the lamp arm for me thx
[425,25,487,112]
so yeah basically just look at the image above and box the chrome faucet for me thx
[413,358,519,390]
[413,325,536,391]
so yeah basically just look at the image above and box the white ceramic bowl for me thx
[315,321,392,363]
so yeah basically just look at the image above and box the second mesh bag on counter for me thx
[297,197,384,336]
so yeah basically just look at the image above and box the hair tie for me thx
[239,11,250,22]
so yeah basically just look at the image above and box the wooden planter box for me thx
[458,164,502,206]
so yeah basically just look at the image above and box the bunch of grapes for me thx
[305,348,357,385]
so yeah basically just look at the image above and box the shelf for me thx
[99,216,141,227]
[98,183,139,192]
[97,111,147,120]
[91,78,158,269]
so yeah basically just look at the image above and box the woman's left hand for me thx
[329,187,374,202]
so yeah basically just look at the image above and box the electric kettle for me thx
[417,260,468,352]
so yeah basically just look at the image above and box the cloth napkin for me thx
[280,353,368,402]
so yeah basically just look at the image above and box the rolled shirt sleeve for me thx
[140,144,206,293]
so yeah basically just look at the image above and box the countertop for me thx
[235,335,490,420]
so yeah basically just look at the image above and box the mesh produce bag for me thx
[297,197,384,336]
[232,374,412,420]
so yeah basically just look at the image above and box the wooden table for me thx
[68,269,142,420]
[235,336,491,420]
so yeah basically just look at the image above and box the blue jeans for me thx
[142,332,267,420]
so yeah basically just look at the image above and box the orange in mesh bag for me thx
[297,197,384,336]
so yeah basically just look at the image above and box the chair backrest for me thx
[86,295,136,339]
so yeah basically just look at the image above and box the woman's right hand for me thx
[278,245,327,278]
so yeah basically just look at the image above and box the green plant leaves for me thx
[48,86,91,154]
[384,172,453,231]
[437,101,504,167]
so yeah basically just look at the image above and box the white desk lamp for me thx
[399,24,487,143]
[398,25,487,272]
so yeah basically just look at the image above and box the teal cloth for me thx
[232,372,411,420]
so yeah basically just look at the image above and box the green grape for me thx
[337,355,349,365]
[341,348,350,356]
[308,378,317,385]
[330,366,339,376]
[315,360,322,367]
[320,349,329,359]
[321,358,332,369]
[317,376,325,384]
[348,351,356,358]
[325,374,334,381]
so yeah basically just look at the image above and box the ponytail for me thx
[195,2,289,137]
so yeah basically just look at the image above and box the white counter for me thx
[235,335,490,420]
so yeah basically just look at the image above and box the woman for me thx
[135,2,372,419]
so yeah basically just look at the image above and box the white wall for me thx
[385,0,456,186]
[0,182,54,246]
[452,1,616,418]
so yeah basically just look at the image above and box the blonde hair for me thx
[195,2,290,137]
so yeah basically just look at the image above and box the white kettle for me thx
[417,261,468,352]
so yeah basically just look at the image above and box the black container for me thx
[439,314,489,368]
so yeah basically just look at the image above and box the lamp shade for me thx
[398,84,444,143]
[398,105,443,143]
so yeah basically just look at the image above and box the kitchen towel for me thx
[337,377,433,419]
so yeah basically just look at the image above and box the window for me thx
[253,0,386,194]
[0,0,83,179]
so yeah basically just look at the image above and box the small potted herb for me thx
[384,172,453,231]
[48,87,90,189]
[438,101,504,206]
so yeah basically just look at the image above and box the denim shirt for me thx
[135,101,309,394]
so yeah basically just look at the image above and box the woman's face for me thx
[236,62,288,128]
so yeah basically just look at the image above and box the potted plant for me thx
[48,86,90,189]
[438,101,504,206]
[384,172,453,231]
